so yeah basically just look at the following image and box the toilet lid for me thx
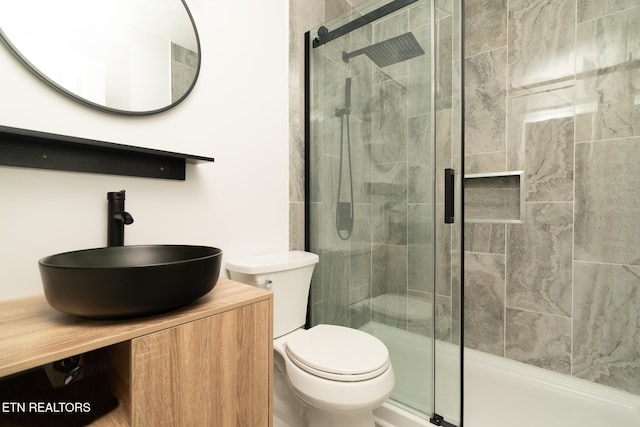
[285,324,390,382]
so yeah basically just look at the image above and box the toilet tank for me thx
[226,251,319,338]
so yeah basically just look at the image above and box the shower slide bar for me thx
[312,0,419,48]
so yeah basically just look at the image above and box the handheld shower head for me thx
[342,32,425,68]
[345,77,352,109]
[335,77,352,117]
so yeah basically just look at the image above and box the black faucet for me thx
[107,190,134,246]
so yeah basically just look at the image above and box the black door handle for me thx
[444,168,455,224]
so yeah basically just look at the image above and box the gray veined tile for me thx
[289,202,305,251]
[349,205,372,275]
[408,114,433,204]
[463,252,505,356]
[408,241,433,294]
[577,0,640,24]
[407,24,432,118]
[505,308,572,375]
[289,98,306,203]
[464,151,506,175]
[507,86,574,172]
[435,208,451,297]
[350,33,375,126]
[310,243,323,305]
[372,201,408,246]
[371,162,408,245]
[465,190,521,221]
[464,48,507,155]
[435,0,453,20]
[575,7,640,142]
[508,0,576,92]
[451,252,462,345]
[435,294,452,342]
[573,261,640,395]
[436,15,453,111]
[324,0,356,23]
[307,135,322,202]
[321,249,350,327]
[408,203,433,244]
[464,0,508,57]
[409,1,431,30]
[351,117,373,204]
[465,223,506,254]
[290,7,321,97]
[465,188,521,222]
[574,138,640,266]
[322,58,351,157]
[576,9,630,73]
[524,116,574,202]
[408,203,434,294]
[310,302,323,326]
[371,77,408,164]
[507,202,573,317]
[348,285,370,329]
[372,244,408,297]
[349,243,372,330]
[309,202,323,254]
[435,110,452,204]
[451,58,462,155]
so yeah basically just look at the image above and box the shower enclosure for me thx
[305,0,463,425]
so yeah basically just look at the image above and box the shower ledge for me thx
[350,293,431,324]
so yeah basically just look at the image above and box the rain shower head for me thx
[342,32,425,68]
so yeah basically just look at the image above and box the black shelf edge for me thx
[0,125,214,181]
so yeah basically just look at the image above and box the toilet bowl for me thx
[226,251,394,427]
[275,325,394,426]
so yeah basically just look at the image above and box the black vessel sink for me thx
[39,245,222,319]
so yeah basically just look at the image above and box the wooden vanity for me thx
[0,279,273,426]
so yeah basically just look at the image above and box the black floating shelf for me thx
[0,125,214,180]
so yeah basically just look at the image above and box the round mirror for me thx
[0,0,201,115]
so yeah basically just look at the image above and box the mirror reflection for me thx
[0,0,200,115]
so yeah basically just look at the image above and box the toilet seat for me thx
[285,324,390,382]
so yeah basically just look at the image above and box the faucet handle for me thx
[107,190,126,200]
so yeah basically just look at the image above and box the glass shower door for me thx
[305,0,462,425]
[432,3,463,426]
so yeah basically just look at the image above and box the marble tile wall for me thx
[288,0,324,252]
[291,0,640,398]
[463,0,640,395]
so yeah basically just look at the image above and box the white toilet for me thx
[226,251,394,427]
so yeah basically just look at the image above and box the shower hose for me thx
[336,106,354,240]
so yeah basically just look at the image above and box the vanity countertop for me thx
[0,279,272,378]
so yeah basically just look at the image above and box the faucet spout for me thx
[107,190,134,247]
[112,211,134,225]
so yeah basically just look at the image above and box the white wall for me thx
[0,0,290,300]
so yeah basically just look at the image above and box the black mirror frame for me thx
[0,0,201,116]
